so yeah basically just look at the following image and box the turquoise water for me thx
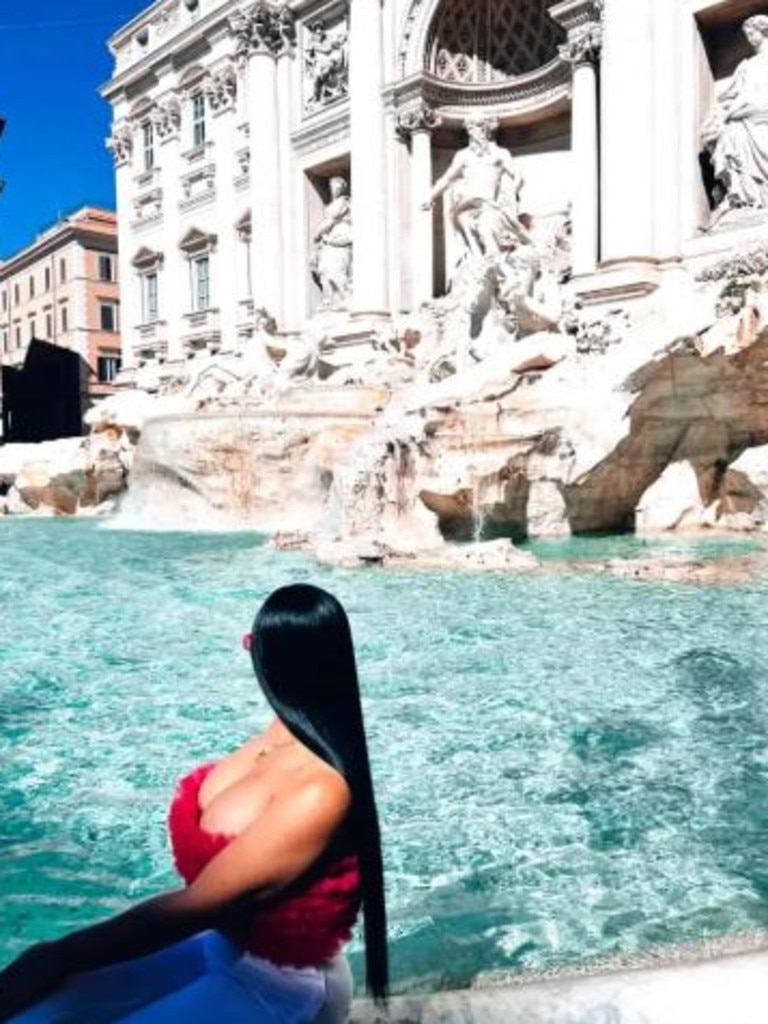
[2,520,768,992]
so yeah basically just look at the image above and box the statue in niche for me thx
[423,116,531,270]
[701,15,768,224]
[420,117,564,376]
[305,21,349,109]
[310,175,352,309]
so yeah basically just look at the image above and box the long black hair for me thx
[250,583,388,1001]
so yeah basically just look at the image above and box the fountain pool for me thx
[2,519,768,992]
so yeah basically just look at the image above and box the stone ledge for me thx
[351,932,768,1023]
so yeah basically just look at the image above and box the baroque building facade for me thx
[104,0,768,378]
[0,207,122,402]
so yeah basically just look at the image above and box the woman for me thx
[702,15,768,216]
[0,584,388,1022]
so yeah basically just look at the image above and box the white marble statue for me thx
[310,176,352,309]
[304,21,348,110]
[423,116,531,267]
[702,15,768,220]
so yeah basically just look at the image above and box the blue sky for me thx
[0,1,150,258]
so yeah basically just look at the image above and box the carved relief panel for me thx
[302,7,349,115]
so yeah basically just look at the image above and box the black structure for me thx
[1,339,89,442]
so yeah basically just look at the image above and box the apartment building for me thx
[0,207,122,406]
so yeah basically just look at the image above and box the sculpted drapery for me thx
[703,15,768,215]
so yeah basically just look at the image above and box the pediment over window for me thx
[132,246,164,270]
[179,226,217,254]
[179,63,208,92]
[129,96,155,121]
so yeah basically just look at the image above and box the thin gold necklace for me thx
[255,737,295,760]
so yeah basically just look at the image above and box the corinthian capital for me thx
[396,104,441,139]
[229,3,296,64]
[106,123,133,166]
[559,23,602,67]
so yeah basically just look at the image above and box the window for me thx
[15,326,21,348]
[59,259,67,283]
[100,303,117,332]
[193,255,210,311]
[45,312,53,339]
[97,354,122,383]
[98,254,114,282]
[13,284,19,304]
[61,305,69,333]
[142,121,155,172]
[44,267,51,291]
[191,92,206,148]
[29,276,35,299]
[2,331,8,354]
[1,291,6,312]
[29,318,36,341]
[144,272,159,322]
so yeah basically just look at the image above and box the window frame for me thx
[142,120,155,172]
[98,254,114,283]
[144,271,159,323]
[99,302,118,333]
[193,254,211,312]
[191,92,206,149]
[97,354,122,383]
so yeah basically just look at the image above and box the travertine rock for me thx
[0,435,129,517]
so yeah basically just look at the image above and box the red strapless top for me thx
[168,764,361,968]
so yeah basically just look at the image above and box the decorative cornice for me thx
[291,104,350,159]
[396,103,441,139]
[385,62,571,122]
[107,122,134,166]
[549,0,603,35]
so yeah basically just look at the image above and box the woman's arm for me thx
[0,772,351,1018]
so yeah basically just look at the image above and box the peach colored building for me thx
[0,207,122,410]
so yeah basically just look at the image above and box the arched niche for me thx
[428,0,563,83]
[399,0,564,81]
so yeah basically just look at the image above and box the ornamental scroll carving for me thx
[107,123,134,166]
[206,64,238,113]
[229,3,296,65]
[559,23,602,67]
[152,97,182,141]
[396,104,441,138]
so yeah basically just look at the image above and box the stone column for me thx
[153,96,184,363]
[206,63,239,352]
[107,123,138,370]
[349,0,389,314]
[560,25,601,275]
[276,41,299,331]
[231,4,295,326]
[397,104,440,309]
[598,0,655,261]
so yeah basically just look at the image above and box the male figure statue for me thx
[423,116,530,262]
